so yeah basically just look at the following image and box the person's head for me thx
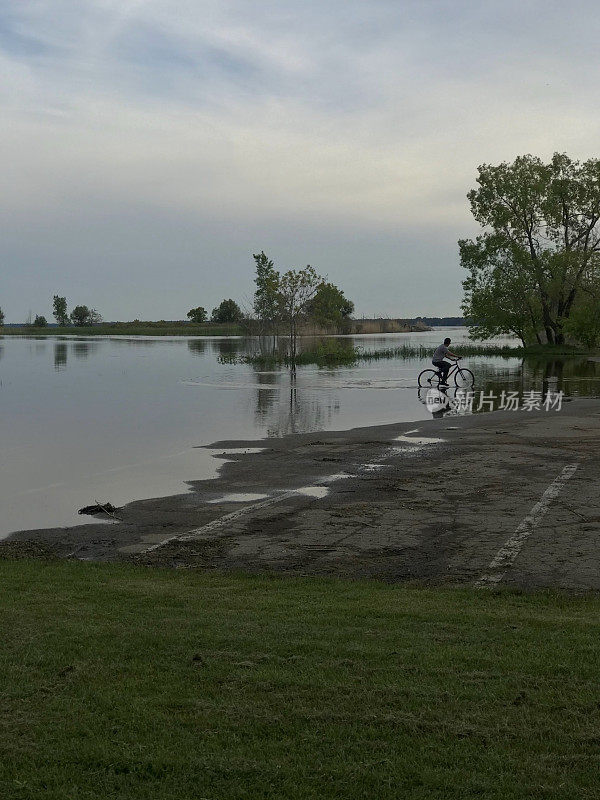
[444,337,451,346]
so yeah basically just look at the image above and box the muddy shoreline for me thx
[4,399,600,590]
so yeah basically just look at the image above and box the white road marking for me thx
[143,426,444,555]
[475,463,579,587]
[144,471,358,552]
[144,489,302,551]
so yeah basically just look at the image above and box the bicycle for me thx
[418,358,474,389]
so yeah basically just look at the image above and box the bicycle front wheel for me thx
[418,369,441,388]
[454,368,474,388]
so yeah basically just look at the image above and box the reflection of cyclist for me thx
[432,337,460,387]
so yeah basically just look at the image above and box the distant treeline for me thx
[412,317,466,326]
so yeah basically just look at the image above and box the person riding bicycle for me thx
[432,337,460,387]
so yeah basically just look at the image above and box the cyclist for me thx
[432,337,460,387]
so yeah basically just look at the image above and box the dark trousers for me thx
[433,360,449,382]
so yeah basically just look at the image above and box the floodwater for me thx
[1,328,599,538]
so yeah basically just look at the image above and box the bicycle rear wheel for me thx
[418,369,441,388]
[454,368,474,388]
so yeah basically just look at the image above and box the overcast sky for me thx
[1,0,599,322]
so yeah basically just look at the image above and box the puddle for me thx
[321,472,353,483]
[394,435,445,446]
[294,486,330,498]
[208,492,270,504]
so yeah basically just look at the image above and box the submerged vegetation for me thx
[219,339,591,368]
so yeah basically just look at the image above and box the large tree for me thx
[461,153,600,345]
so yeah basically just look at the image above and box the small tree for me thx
[309,282,354,328]
[53,295,69,326]
[88,308,103,325]
[70,305,91,326]
[0,307,4,326]
[33,315,47,327]
[278,266,322,369]
[187,306,207,323]
[253,251,280,334]
[211,299,242,323]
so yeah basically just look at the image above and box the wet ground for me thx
[5,398,600,592]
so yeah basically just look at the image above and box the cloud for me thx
[1,0,600,320]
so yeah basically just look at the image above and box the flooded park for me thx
[2,328,600,539]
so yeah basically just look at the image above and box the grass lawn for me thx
[1,561,599,799]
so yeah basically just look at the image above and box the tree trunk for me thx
[290,319,296,373]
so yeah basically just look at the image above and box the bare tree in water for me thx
[278,266,322,372]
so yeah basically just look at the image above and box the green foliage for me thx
[309,282,354,328]
[253,251,280,332]
[70,305,91,326]
[187,306,207,323]
[461,234,542,345]
[278,266,323,366]
[211,299,242,323]
[461,152,600,346]
[33,315,47,327]
[52,295,69,326]
[562,297,600,349]
[304,339,360,364]
[221,340,548,368]
[0,307,4,326]
[69,306,102,326]
[88,308,102,325]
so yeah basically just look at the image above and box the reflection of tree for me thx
[246,366,341,436]
[212,337,249,357]
[54,342,67,370]
[416,355,600,414]
[253,369,279,417]
[73,341,99,359]
[187,339,208,357]
[522,356,600,398]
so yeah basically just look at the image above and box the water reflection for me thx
[473,355,600,399]
[246,367,342,436]
[187,338,209,356]
[54,342,67,370]
[73,341,99,359]
[252,370,280,417]
[2,332,600,539]
[263,381,339,437]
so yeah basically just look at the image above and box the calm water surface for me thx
[1,328,598,537]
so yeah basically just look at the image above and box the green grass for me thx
[221,339,363,367]
[1,561,600,799]
[222,340,593,367]
[0,323,245,337]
